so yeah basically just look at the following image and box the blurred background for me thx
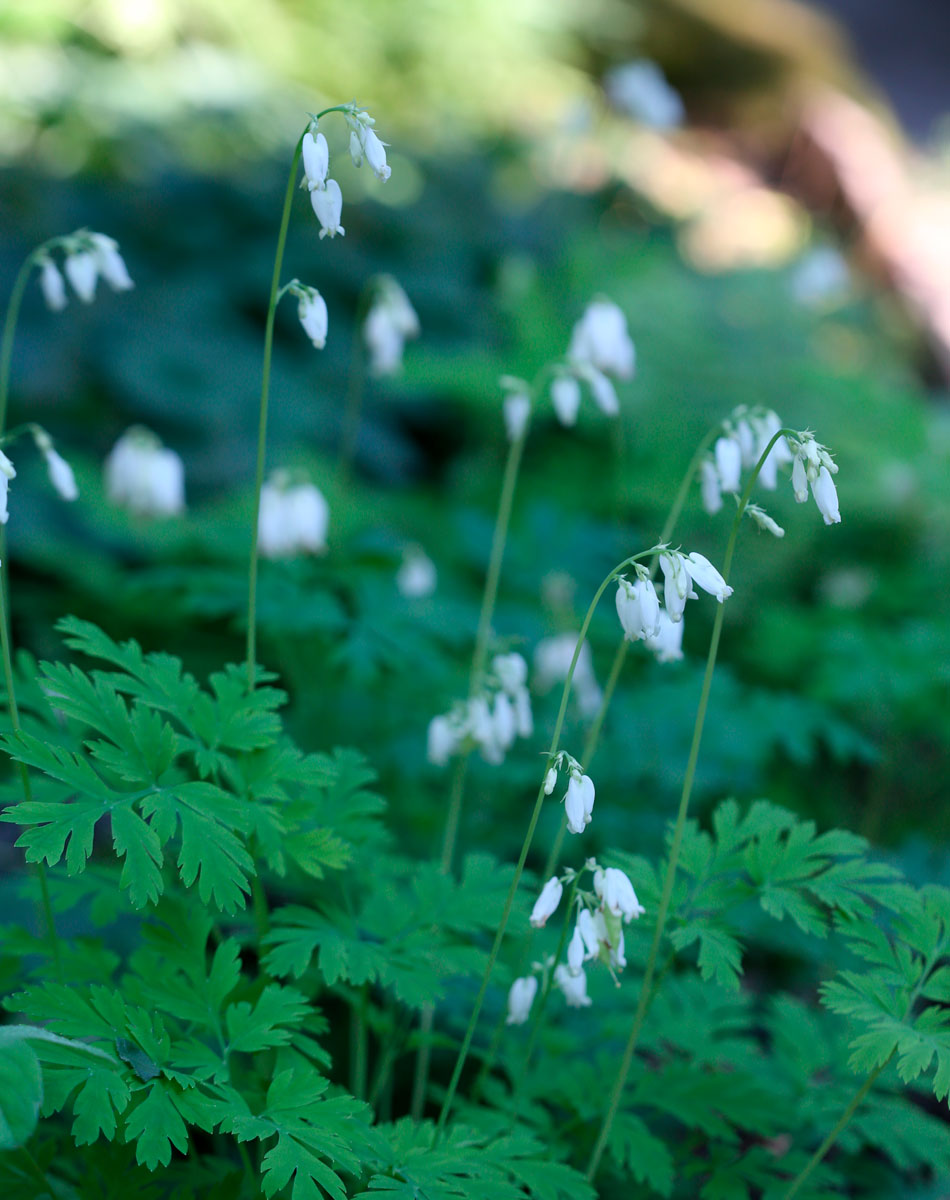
[0,0,948,879]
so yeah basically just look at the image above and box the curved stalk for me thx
[0,254,36,434]
[585,430,793,1181]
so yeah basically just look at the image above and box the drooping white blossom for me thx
[594,867,645,923]
[746,504,785,538]
[659,551,696,623]
[64,252,98,304]
[397,547,437,598]
[257,471,330,558]
[104,427,184,517]
[506,976,538,1025]
[551,375,582,426]
[33,430,78,501]
[89,233,134,292]
[532,633,602,719]
[345,107,392,181]
[644,608,684,662]
[684,552,733,603]
[364,276,419,376]
[615,574,661,642]
[811,466,841,525]
[301,129,330,192]
[38,258,67,312]
[295,286,329,349]
[311,179,345,239]
[530,876,563,928]
[567,924,586,976]
[714,436,742,494]
[788,432,841,525]
[427,714,458,766]
[699,458,722,515]
[564,771,595,835]
[568,299,635,379]
[501,376,532,442]
[554,963,592,1008]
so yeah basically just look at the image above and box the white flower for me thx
[746,505,785,538]
[543,766,558,795]
[577,908,601,959]
[514,687,533,738]
[297,288,328,349]
[38,259,67,312]
[714,436,742,494]
[364,277,419,376]
[104,427,184,517]
[554,963,592,1008]
[468,695,503,764]
[791,454,808,502]
[551,375,581,426]
[604,60,684,129]
[564,772,595,835]
[615,575,661,642]
[427,715,458,766]
[645,608,684,662]
[397,548,437,598]
[493,653,528,694]
[301,130,329,192]
[257,472,329,557]
[492,691,517,751]
[64,252,98,304]
[529,876,563,927]
[361,128,391,182]
[348,129,364,168]
[575,363,619,416]
[503,392,531,442]
[699,458,722,515]
[609,929,627,971]
[44,448,78,502]
[594,866,645,923]
[568,299,635,379]
[811,466,841,525]
[567,924,586,975]
[311,179,345,239]
[532,633,602,719]
[684,552,733,603]
[506,976,538,1025]
[659,551,695,623]
[89,233,133,292]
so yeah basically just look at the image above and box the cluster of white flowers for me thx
[510,861,645,1022]
[427,652,533,767]
[301,105,391,240]
[615,569,682,661]
[545,299,635,428]
[38,231,133,311]
[788,433,841,526]
[258,470,330,558]
[543,753,595,835]
[532,632,603,718]
[699,407,791,515]
[364,276,420,376]
[104,427,185,517]
[396,546,437,598]
[289,281,329,350]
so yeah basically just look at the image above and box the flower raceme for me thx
[788,433,841,525]
[301,106,391,239]
[658,549,732,623]
[104,427,184,517]
[426,653,533,767]
[37,230,134,311]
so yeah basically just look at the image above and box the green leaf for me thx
[123,1081,189,1169]
[608,1113,674,1196]
[0,1040,42,1150]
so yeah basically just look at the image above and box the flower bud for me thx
[297,288,329,349]
[529,876,563,927]
[397,548,437,598]
[64,252,97,304]
[551,375,581,426]
[506,976,538,1025]
[811,465,841,525]
[38,258,67,312]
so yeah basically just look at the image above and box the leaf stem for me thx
[246,132,305,693]
[585,430,792,1181]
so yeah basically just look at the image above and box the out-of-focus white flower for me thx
[533,632,602,719]
[685,552,733,603]
[594,867,645,923]
[397,547,437,598]
[577,908,601,959]
[294,285,328,349]
[714,436,742,494]
[567,924,586,976]
[38,258,67,312]
[564,771,595,835]
[568,299,635,379]
[551,375,581,426]
[427,714,458,766]
[604,60,684,129]
[0,451,16,525]
[492,691,517,753]
[644,608,684,662]
[699,458,722,515]
[506,976,538,1025]
[104,427,184,517]
[89,234,134,292]
[257,471,330,558]
[746,504,785,538]
[301,129,330,192]
[311,179,345,239]
[615,575,661,642]
[64,252,98,304]
[554,963,591,1008]
[500,376,532,442]
[790,246,850,308]
[574,363,619,416]
[530,876,563,928]
[32,430,78,501]
[493,653,527,694]
[364,276,419,376]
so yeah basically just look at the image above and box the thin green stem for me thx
[585,431,792,1181]
[0,253,36,434]
[246,132,305,693]
[781,1059,889,1199]
[434,547,654,1142]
